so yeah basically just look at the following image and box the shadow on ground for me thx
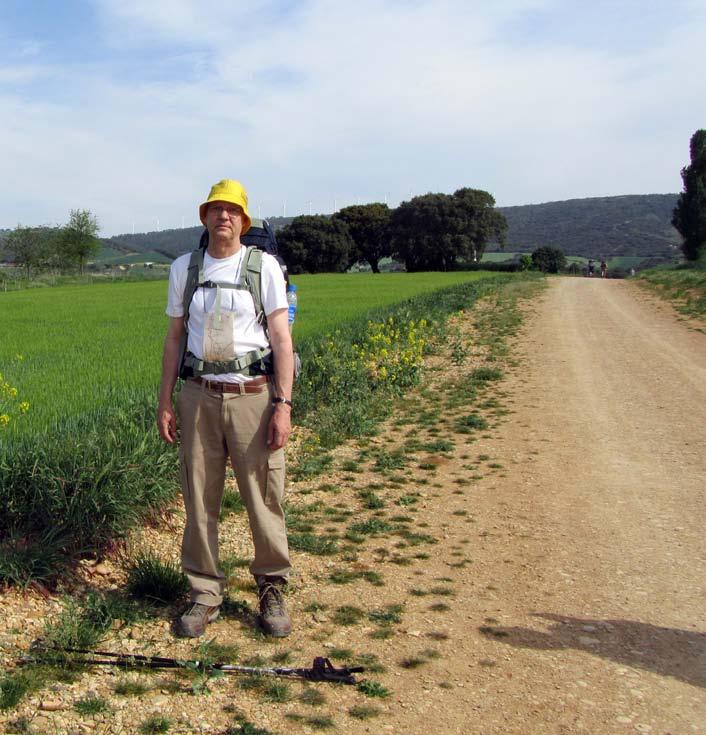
[479,612,706,689]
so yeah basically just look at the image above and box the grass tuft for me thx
[333,606,365,626]
[471,366,503,382]
[348,518,393,536]
[287,532,338,556]
[357,680,391,698]
[299,688,327,706]
[114,678,150,696]
[368,604,404,626]
[455,413,489,433]
[219,488,246,518]
[262,682,290,703]
[226,720,273,735]
[0,673,33,711]
[74,695,111,715]
[126,552,189,604]
[306,715,335,729]
[349,704,382,719]
[139,715,171,734]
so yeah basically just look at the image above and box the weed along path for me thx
[2,277,705,734]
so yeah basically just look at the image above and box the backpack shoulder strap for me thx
[177,248,204,379]
[183,248,205,323]
[239,247,265,326]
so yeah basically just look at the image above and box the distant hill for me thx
[495,194,680,259]
[102,217,294,260]
[97,196,681,262]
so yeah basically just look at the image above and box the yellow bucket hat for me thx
[199,179,252,234]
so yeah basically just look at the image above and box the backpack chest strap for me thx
[178,246,267,379]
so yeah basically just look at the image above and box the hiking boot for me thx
[176,603,220,638]
[256,576,292,637]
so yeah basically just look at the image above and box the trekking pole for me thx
[19,646,364,685]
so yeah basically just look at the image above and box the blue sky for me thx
[1,0,704,236]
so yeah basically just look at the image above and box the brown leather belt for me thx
[189,376,269,394]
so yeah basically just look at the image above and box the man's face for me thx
[205,200,244,245]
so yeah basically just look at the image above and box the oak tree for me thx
[333,203,392,273]
[390,189,507,271]
[277,215,353,273]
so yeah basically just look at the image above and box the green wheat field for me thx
[0,272,493,436]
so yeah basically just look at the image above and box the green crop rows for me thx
[0,270,521,584]
[0,271,492,435]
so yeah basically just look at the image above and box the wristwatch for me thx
[272,397,293,407]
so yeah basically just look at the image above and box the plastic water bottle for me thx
[286,283,298,332]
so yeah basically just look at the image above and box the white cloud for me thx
[1,0,704,234]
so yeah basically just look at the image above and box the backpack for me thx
[177,218,289,379]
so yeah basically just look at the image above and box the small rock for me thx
[616,716,633,724]
[40,700,64,711]
[634,725,652,734]
[406,630,422,637]
[578,636,600,646]
[93,563,110,576]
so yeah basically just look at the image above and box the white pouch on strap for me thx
[203,285,238,361]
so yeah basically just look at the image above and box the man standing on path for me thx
[157,179,294,638]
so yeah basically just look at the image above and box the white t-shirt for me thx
[166,246,287,383]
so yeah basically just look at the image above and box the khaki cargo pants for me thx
[176,378,291,606]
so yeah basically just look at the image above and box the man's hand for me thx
[267,404,291,450]
[157,402,178,444]
[265,307,294,450]
[156,317,184,445]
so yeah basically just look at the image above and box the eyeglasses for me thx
[208,204,242,218]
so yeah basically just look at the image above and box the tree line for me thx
[0,210,100,277]
[3,126,703,279]
[277,187,508,274]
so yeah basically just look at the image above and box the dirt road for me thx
[2,277,704,735]
[407,277,706,734]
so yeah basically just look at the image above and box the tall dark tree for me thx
[2,225,55,277]
[452,188,507,262]
[332,203,391,273]
[531,246,566,273]
[390,189,507,271]
[60,209,100,273]
[390,193,465,271]
[672,129,706,261]
[277,215,353,273]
